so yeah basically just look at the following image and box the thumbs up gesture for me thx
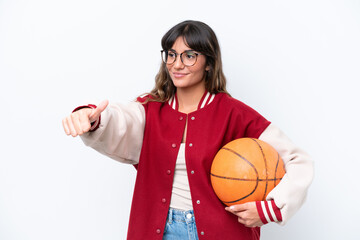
[62,100,109,137]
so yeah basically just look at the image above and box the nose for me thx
[173,54,185,69]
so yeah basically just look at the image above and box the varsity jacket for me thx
[79,92,313,239]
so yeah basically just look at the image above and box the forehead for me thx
[170,37,192,52]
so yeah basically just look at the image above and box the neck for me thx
[177,84,206,114]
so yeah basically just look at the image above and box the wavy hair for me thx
[144,20,229,103]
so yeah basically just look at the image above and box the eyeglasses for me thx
[161,49,203,67]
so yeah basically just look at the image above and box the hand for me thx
[225,202,263,228]
[62,100,109,137]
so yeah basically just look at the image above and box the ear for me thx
[205,65,210,71]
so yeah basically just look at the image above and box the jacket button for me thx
[191,116,195,120]
[179,116,184,120]
[156,229,161,234]
[201,231,205,235]
[162,198,166,203]
[166,170,171,175]
[190,170,195,174]
[189,143,193,147]
[172,143,176,148]
[196,200,200,204]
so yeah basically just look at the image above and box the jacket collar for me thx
[168,91,216,111]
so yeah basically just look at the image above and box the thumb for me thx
[225,203,248,213]
[89,100,109,122]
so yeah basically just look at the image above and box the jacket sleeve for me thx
[258,123,314,225]
[80,101,146,165]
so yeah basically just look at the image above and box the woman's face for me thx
[167,37,209,91]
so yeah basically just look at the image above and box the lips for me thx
[172,72,188,78]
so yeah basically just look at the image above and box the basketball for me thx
[210,138,285,206]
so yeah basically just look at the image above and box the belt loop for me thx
[168,208,173,224]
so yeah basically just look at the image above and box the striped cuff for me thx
[72,104,101,131]
[256,200,282,224]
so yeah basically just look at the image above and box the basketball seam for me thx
[274,152,280,187]
[250,138,269,200]
[217,147,259,204]
[210,173,282,182]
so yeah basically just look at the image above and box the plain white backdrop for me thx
[1,0,359,239]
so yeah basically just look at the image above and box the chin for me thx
[173,83,189,89]
[171,78,187,87]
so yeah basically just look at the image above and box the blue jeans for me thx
[163,208,199,240]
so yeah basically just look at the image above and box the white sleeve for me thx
[80,101,146,165]
[259,123,314,225]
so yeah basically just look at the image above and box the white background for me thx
[1,0,359,239]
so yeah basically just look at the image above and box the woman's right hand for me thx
[62,100,109,137]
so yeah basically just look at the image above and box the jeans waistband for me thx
[167,208,195,224]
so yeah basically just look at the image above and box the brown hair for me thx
[143,20,229,103]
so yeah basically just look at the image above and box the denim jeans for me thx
[163,208,199,240]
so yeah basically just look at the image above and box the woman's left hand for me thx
[225,202,264,228]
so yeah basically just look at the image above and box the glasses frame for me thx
[161,49,203,67]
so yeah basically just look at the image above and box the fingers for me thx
[72,113,85,135]
[78,109,92,133]
[62,100,108,137]
[225,202,250,213]
[89,100,108,123]
[225,202,263,228]
[62,117,71,135]
[63,115,78,137]
[62,108,92,137]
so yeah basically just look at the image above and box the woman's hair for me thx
[144,20,229,103]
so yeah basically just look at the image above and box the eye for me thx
[185,51,196,59]
[168,51,176,59]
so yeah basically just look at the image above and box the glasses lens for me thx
[161,51,168,64]
[161,50,199,66]
[181,51,197,66]
[167,51,176,64]
[161,50,177,64]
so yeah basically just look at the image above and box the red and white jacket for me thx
[79,92,313,239]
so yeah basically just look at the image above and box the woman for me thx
[62,20,313,240]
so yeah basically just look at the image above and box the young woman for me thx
[62,20,313,240]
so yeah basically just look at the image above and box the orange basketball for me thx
[210,138,285,206]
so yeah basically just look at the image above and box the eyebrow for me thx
[169,48,195,53]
